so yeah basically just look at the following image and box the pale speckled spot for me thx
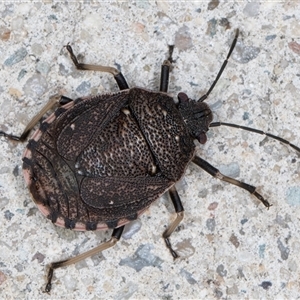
[122,108,130,115]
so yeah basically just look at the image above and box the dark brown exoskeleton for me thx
[1,29,299,292]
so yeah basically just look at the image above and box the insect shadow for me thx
[1,29,299,292]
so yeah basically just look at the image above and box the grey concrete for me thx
[0,2,300,299]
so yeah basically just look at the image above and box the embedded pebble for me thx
[36,61,50,75]
[31,251,45,264]
[229,233,240,248]
[80,275,93,288]
[0,26,10,41]
[266,34,276,41]
[63,274,78,291]
[243,111,250,120]
[176,177,188,193]
[13,165,19,177]
[216,264,227,277]
[259,281,272,290]
[211,184,224,194]
[218,162,240,178]
[0,241,11,250]
[31,43,44,56]
[206,18,217,37]
[75,259,88,270]
[259,244,266,258]
[174,26,193,51]
[277,239,290,260]
[237,268,246,280]
[114,282,138,300]
[122,220,142,240]
[0,197,9,209]
[207,1,219,11]
[4,48,27,66]
[175,239,195,258]
[288,259,298,272]
[210,99,223,111]
[90,253,105,266]
[11,16,24,31]
[219,18,230,30]
[198,188,208,198]
[215,288,223,298]
[275,214,290,228]
[0,271,7,285]
[119,244,163,272]
[206,218,216,231]
[243,2,260,17]
[73,237,90,256]
[59,63,69,76]
[1,4,13,18]
[227,284,238,295]
[208,202,218,210]
[180,268,197,285]
[55,226,78,241]
[288,41,300,55]
[286,187,300,206]
[238,251,254,262]
[4,210,14,220]
[232,42,260,64]
[76,81,91,95]
[23,74,48,98]
[14,263,23,272]
[17,69,27,81]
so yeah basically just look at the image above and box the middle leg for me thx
[192,155,272,208]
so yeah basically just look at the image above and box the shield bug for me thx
[1,29,299,292]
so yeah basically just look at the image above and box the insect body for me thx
[1,29,299,292]
[24,87,195,231]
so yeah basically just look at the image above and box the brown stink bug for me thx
[1,29,299,292]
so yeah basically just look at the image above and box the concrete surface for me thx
[0,2,300,299]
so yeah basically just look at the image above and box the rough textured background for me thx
[1,2,300,299]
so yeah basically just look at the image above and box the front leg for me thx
[65,45,129,91]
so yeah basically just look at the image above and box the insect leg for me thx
[0,94,62,142]
[160,45,174,93]
[199,29,239,102]
[210,121,300,153]
[163,185,184,259]
[192,156,272,208]
[44,225,124,293]
[65,45,129,90]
